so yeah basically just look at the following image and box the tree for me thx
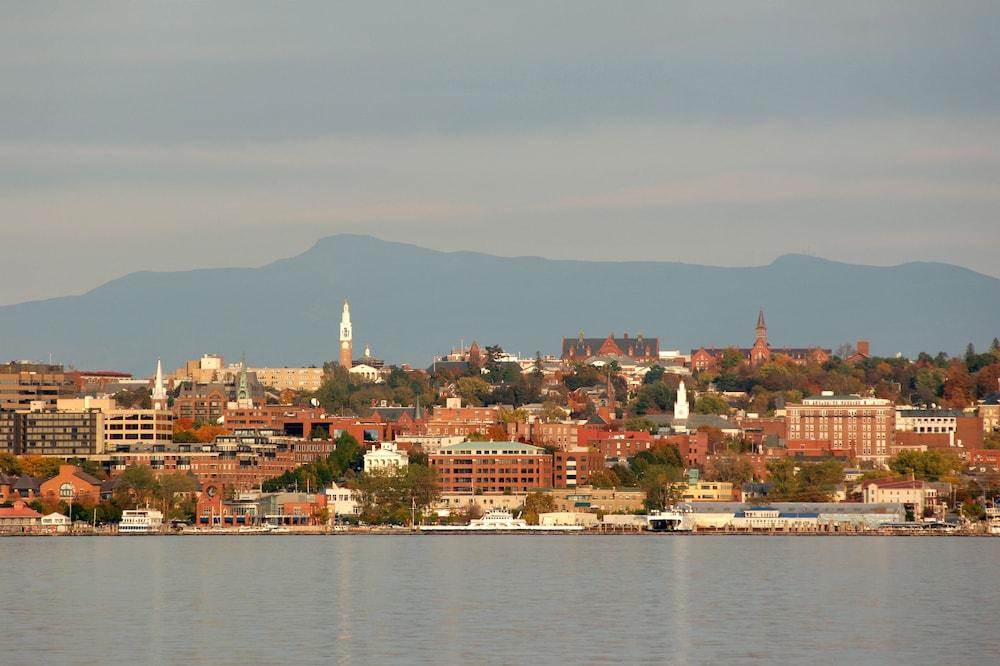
[0,452,23,475]
[158,472,197,519]
[889,449,960,481]
[765,458,843,501]
[588,470,619,489]
[984,432,1000,450]
[623,417,656,433]
[405,464,440,519]
[693,393,729,415]
[610,463,637,487]
[643,365,666,385]
[708,455,756,485]
[19,456,63,479]
[521,492,555,525]
[640,465,684,511]
[115,465,160,507]
[456,376,491,406]
[331,432,363,474]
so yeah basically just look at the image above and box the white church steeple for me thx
[674,380,689,421]
[152,358,167,410]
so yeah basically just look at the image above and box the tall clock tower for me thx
[339,300,353,368]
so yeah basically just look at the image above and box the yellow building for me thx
[249,367,324,392]
[679,481,734,502]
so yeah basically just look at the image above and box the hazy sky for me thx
[2,2,999,305]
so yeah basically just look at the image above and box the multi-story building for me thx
[103,409,174,452]
[562,332,660,363]
[55,397,174,453]
[690,311,832,371]
[895,409,983,449]
[0,407,105,456]
[0,362,77,411]
[547,487,646,514]
[862,479,935,519]
[429,441,553,494]
[786,392,895,465]
[249,367,324,392]
[552,447,604,488]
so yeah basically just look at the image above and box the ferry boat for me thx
[119,508,164,534]
[419,509,584,532]
[645,506,695,532]
[986,507,1000,535]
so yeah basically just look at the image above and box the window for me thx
[59,482,73,498]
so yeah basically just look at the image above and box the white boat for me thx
[645,506,695,532]
[418,509,584,532]
[986,507,1000,535]
[119,508,164,534]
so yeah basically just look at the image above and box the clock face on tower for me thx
[206,486,217,498]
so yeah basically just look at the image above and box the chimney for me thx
[857,340,870,356]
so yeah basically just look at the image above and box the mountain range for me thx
[1,234,998,375]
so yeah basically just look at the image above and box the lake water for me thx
[1,535,998,665]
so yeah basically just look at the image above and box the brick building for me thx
[39,465,103,503]
[690,311,831,371]
[786,393,895,465]
[562,332,659,363]
[552,447,604,488]
[429,441,553,494]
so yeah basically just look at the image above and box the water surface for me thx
[1,535,997,665]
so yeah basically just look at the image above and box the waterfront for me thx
[2,536,998,665]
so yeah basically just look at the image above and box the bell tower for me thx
[339,300,353,368]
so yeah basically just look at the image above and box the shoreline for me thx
[2,529,991,538]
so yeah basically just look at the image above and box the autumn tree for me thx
[521,492,556,525]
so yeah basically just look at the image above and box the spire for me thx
[757,309,766,330]
[237,353,250,403]
[152,358,167,407]
[339,298,354,367]
[674,380,689,421]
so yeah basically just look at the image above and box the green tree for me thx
[640,465,685,511]
[456,376,492,406]
[331,432,363,473]
[115,465,160,507]
[694,393,729,415]
[889,449,960,481]
[624,417,657,433]
[405,464,440,519]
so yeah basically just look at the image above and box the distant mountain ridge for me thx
[1,234,997,375]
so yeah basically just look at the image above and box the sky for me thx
[2,1,999,305]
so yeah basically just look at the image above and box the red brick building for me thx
[691,311,831,371]
[562,332,659,363]
[39,465,103,503]
[429,441,553,494]
[553,447,604,488]
[786,393,895,465]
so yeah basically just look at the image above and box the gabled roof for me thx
[73,469,103,485]
[12,476,41,492]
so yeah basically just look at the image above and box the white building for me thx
[348,363,382,383]
[363,441,409,474]
[41,512,71,533]
[325,482,361,518]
